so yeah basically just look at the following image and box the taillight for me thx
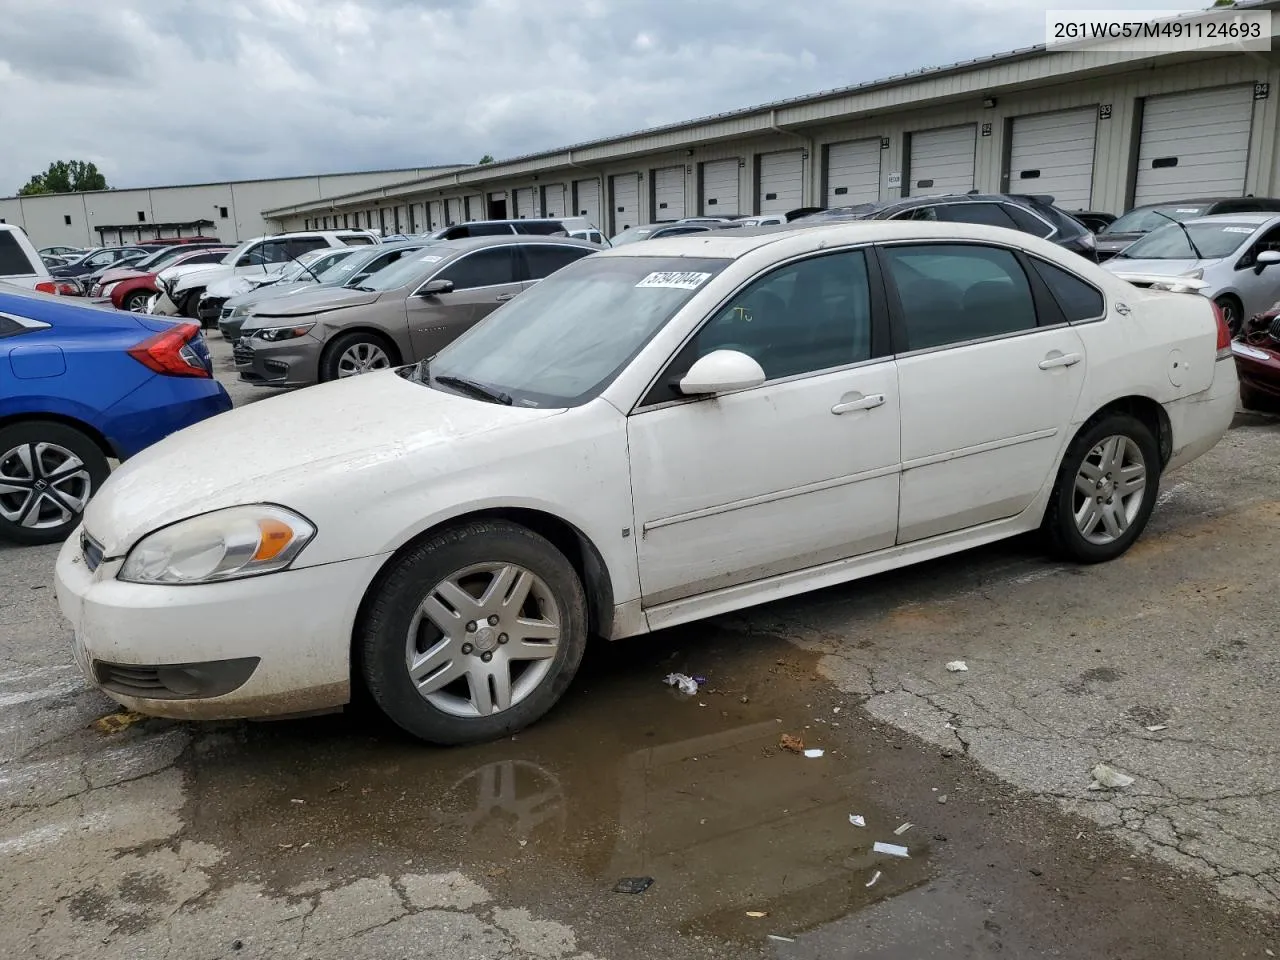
[35,280,78,296]
[1211,300,1231,360]
[127,322,211,378]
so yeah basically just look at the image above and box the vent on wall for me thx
[1152,157,1178,169]
[834,187,849,195]
[765,193,777,201]
[1019,170,1041,179]
[707,198,718,205]
[916,179,935,188]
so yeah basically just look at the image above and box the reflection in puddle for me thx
[181,627,932,946]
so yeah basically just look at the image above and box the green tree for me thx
[18,160,108,196]
[478,154,495,165]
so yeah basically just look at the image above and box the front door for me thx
[628,248,901,606]
[879,242,1088,543]
[407,245,525,358]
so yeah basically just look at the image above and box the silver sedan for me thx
[1103,212,1280,334]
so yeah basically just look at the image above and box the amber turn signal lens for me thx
[253,519,295,561]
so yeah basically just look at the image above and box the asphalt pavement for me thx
[0,335,1276,959]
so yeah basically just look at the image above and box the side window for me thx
[0,232,39,275]
[191,251,226,265]
[436,247,521,290]
[1028,259,1104,321]
[1003,204,1055,238]
[285,237,329,258]
[466,222,518,237]
[936,202,1019,230]
[515,221,567,236]
[86,252,116,267]
[889,206,940,222]
[258,240,290,264]
[523,244,592,280]
[341,234,376,245]
[670,249,874,386]
[881,244,1038,351]
[1238,225,1280,268]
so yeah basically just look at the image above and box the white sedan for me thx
[55,221,1237,745]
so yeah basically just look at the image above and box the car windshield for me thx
[357,247,451,291]
[280,249,351,281]
[1104,204,1210,235]
[1118,221,1257,260]
[318,244,434,285]
[419,255,731,408]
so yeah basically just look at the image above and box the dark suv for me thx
[1094,197,1280,261]
[794,194,1097,260]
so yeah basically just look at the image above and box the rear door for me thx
[406,246,524,357]
[880,241,1087,543]
[0,230,48,287]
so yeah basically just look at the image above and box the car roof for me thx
[1183,212,1279,225]
[596,219,1072,260]
[433,235,600,253]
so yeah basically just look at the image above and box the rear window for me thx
[514,221,570,236]
[0,232,38,276]
[1104,205,1208,234]
[340,234,377,246]
[1029,258,1104,321]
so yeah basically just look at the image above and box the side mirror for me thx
[419,279,454,296]
[677,349,766,396]
[1255,250,1280,274]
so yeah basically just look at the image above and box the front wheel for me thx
[0,422,110,545]
[123,289,153,313]
[1042,413,1160,563]
[1215,295,1243,338]
[357,520,589,745]
[320,332,398,382]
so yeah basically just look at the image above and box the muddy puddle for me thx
[180,625,934,946]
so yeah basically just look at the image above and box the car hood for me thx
[99,267,146,285]
[165,263,230,290]
[224,281,317,311]
[1102,257,1213,277]
[247,285,382,318]
[84,371,564,557]
[206,272,285,299]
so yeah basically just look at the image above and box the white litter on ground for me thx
[1088,763,1135,790]
[848,814,866,827]
[1145,724,1168,732]
[873,842,910,858]
[893,822,913,836]
[663,673,698,696]
[803,748,825,758]
[945,661,969,673]
[865,870,882,888]
[768,935,796,943]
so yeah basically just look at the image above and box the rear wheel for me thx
[123,289,152,313]
[1043,413,1160,563]
[320,331,398,382]
[357,520,589,745]
[0,422,110,546]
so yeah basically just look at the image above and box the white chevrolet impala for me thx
[55,221,1237,744]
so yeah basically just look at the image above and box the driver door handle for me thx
[495,293,516,302]
[1038,352,1082,370]
[831,394,885,415]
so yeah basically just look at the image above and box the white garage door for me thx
[1008,108,1097,211]
[514,187,538,219]
[410,203,425,232]
[825,139,881,206]
[543,183,567,218]
[574,179,601,225]
[1134,86,1253,207]
[701,159,740,215]
[466,195,484,221]
[610,173,640,233]
[447,198,464,224]
[758,150,804,214]
[908,125,976,196]
[427,201,444,230]
[652,166,686,220]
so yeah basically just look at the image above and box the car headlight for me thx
[1180,268,1204,280]
[100,281,119,297]
[119,505,316,585]
[253,322,315,342]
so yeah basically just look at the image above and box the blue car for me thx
[0,287,232,545]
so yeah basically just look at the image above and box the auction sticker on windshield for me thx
[1223,227,1255,234]
[419,254,443,262]
[635,271,712,290]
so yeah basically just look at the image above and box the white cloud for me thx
[0,0,1189,193]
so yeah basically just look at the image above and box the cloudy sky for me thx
[0,0,1194,194]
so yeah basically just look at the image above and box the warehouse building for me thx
[0,166,462,249]
[266,11,1280,238]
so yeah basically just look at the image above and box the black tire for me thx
[1215,295,1244,337]
[122,289,152,313]
[319,331,399,383]
[180,289,203,320]
[0,421,111,546]
[1043,413,1161,563]
[357,520,589,745]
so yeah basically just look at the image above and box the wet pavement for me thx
[1,337,1278,958]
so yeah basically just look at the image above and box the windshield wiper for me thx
[434,375,512,405]
[1151,210,1205,260]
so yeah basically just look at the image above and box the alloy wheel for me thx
[0,443,93,530]
[1072,434,1146,545]
[336,342,390,377]
[404,562,561,718]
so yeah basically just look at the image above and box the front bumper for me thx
[196,295,228,326]
[234,333,323,388]
[219,311,248,341]
[55,532,390,720]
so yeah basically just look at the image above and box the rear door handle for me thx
[495,293,516,302]
[831,394,885,415]
[1038,352,1082,370]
